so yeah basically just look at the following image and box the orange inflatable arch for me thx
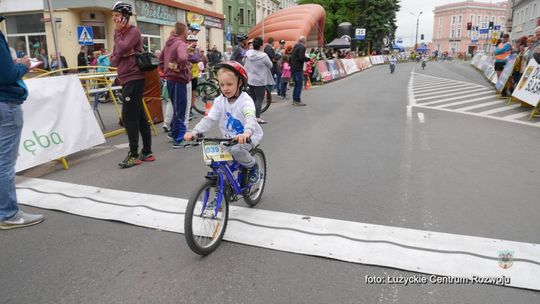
[248,4,326,50]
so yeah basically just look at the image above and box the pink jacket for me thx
[281,62,291,78]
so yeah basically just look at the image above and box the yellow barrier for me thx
[32,66,159,169]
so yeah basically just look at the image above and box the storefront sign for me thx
[187,12,204,26]
[204,16,223,29]
[512,60,540,107]
[135,0,177,26]
[16,75,105,172]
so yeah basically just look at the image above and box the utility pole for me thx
[410,11,423,50]
[46,0,63,74]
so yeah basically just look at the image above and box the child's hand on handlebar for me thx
[236,133,251,144]
[184,133,194,141]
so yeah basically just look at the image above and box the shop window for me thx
[5,14,47,58]
[139,22,162,52]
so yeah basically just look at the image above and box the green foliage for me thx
[298,0,400,51]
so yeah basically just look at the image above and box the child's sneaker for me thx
[119,152,142,168]
[248,163,260,184]
[139,151,156,162]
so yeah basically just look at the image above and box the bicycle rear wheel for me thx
[184,180,229,255]
[244,148,267,207]
[261,87,271,113]
[194,82,221,114]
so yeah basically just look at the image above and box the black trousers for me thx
[122,79,152,155]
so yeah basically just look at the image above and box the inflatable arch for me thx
[248,4,326,49]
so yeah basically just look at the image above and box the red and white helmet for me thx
[215,61,248,87]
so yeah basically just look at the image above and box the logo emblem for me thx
[498,250,514,269]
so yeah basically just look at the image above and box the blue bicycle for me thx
[184,137,267,255]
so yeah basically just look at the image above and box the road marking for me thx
[416,87,490,102]
[417,112,425,123]
[408,73,540,128]
[113,143,130,150]
[477,104,522,115]
[15,177,540,290]
[420,91,493,105]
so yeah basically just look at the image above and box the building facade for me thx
[432,0,507,54]
[255,0,280,23]
[279,0,297,9]
[506,0,540,39]
[223,0,256,47]
[0,0,224,68]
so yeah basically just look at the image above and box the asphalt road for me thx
[3,60,540,303]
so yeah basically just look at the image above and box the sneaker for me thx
[139,151,156,162]
[166,132,174,142]
[118,152,141,168]
[292,101,307,106]
[162,124,171,133]
[257,118,267,124]
[172,140,191,149]
[0,210,44,230]
[189,111,196,121]
[248,163,260,184]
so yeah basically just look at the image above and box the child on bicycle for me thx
[184,61,263,183]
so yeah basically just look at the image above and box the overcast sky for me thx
[396,0,498,46]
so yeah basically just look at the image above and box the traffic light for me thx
[467,22,472,30]
[420,34,424,40]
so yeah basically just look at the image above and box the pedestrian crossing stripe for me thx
[16,177,540,290]
[409,72,540,127]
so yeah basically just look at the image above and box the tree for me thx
[299,0,400,52]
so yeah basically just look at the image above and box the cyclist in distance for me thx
[231,34,248,64]
[184,62,263,183]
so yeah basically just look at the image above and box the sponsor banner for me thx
[204,16,223,29]
[187,12,204,25]
[16,76,106,172]
[342,59,359,74]
[495,54,517,92]
[512,60,540,107]
[336,59,347,77]
[370,55,385,65]
[317,61,332,82]
[326,60,340,79]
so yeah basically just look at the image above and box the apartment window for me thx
[239,8,244,25]
[533,4,537,20]
[437,28,442,39]
[228,6,232,22]
[470,14,474,22]
[525,7,529,21]
[451,16,456,24]
[451,29,455,38]
[458,15,462,24]
[477,15,481,25]
[457,29,461,38]
[248,10,251,25]
[438,17,442,26]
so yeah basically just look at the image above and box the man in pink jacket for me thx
[110,2,154,168]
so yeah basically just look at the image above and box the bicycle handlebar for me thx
[195,135,251,145]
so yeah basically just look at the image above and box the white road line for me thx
[420,91,493,106]
[476,104,522,115]
[413,82,462,89]
[416,87,490,102]
[503,110,535,120]
[407,69,416,121]
[413,104,540,128]
[113,143,130,150]
[413,80,455,86]
[413,83,482,94]
[15,177,540,291]
[414,86,485,98]
[413,73,489,88]
[456,100,503,112]
[417,112,425,123]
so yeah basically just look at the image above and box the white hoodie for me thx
[244,49,275,86]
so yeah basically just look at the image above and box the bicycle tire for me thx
[194,82,220,114]
[260,88,271,113]
[244,148,267,207]
[184,180,229,256]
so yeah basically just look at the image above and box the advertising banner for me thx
[512,60,540,107]
[16,76,106,172]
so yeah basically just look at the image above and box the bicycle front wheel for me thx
[184,180,229,256]
[244,148,267,207]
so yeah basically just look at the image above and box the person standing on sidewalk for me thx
[245,37,274,124]
[264,37,280,94]
[110,2,154,168]
[0,15,44,229]
[290,36,310,106]
[159,22,195,148]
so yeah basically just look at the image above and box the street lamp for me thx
[410,11,423,51]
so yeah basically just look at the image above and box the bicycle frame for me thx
[202,159,250,217]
